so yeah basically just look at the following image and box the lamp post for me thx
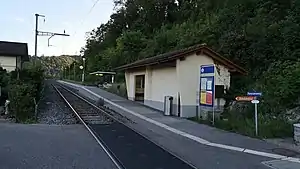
[80,65,84,82]
[73,62,76,80]
[82,57,86,82]
[64,67,67,79]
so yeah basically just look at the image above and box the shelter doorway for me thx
[135,75,145,101]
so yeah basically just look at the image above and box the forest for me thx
[80,0,300,137]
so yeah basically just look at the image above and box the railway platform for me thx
[58,80,300,169]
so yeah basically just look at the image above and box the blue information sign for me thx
[247,92,262,97]
[200,65,215,74]
[199,65,215,107]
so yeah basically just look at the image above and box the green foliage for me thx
[189,113,293,138]
[105,83,127,98]
[82,0,300,136]
[8,65,45,123]
[8,82,36,122]
[36,55,78,78]
[255,61,300,114]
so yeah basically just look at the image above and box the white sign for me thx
[206,80,212,90]
[200,78,207,90]
[251,100,259,104]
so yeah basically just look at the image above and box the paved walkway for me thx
[0,123,117,169]
[59,80,300,169]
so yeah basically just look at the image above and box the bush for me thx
[0,67,9,105]
[8,82,36,122]
[8,65,44,122]
[106,83,127,98]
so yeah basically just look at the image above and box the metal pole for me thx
[34,14,39,66]
[83,59,85,82]
[196,91,199,120]
[68,66,70,79]
[212,103,215,125]
[212,73,215,125]
[255,103,258,136]
[73,62,76,80]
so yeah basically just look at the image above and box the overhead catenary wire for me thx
[67,0,100,55]
[73,0,100,38]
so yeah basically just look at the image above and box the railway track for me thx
[53,83,196,169]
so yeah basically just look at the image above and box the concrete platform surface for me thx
[59,80,300,169]
[84,85,280,154]
[0,123,118,169]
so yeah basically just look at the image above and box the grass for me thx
[105,83,127,98]
[188,113,293,139]
[23,118,37,124]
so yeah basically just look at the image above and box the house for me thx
[115,44,247,118]
[0,41,29,72]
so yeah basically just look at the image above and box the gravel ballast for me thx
[37,80,77,125]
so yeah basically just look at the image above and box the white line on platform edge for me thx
[58,80,300,163]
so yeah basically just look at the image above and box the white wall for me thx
[0,56,17,72]
[215,64,230,88]
[176,54,213,117]
[144,67,152,102]
[176,53,231,117]
[145,67,178,113]
[215,64,231,108]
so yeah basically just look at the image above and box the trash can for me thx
[164,96,173,116]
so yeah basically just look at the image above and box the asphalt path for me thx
[0,123,118,169]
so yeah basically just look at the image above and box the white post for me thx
[112,75,114,84]
[82,57,86,82]
[212,105,215,125]
[255,103,258,136]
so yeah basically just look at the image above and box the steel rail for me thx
[55,83,198,169]
[52,84,124,169]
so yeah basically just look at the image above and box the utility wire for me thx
[67,0,100,55]
[73,0,100,38]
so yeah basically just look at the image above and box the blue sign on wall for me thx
[200,65,215,74]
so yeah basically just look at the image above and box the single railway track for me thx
[53,83,197,169]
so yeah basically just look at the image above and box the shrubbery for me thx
[190,107,293,139]
[8,82,37,122]
[6,64,44,122]
[106,83,127,98]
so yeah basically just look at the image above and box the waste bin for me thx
[164,96,173,116]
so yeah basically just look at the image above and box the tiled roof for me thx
[114,44,247,75]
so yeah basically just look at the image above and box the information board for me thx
[199,65,215,107]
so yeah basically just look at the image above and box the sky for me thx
[0,0,114,56]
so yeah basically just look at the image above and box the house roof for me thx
[0,41,29,61]
[114,44,247,75]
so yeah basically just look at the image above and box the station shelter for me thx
[114,44,247,117]
[89,71,116,85]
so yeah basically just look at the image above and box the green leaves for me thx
[8,65,44,123]
[81,0,300,118]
